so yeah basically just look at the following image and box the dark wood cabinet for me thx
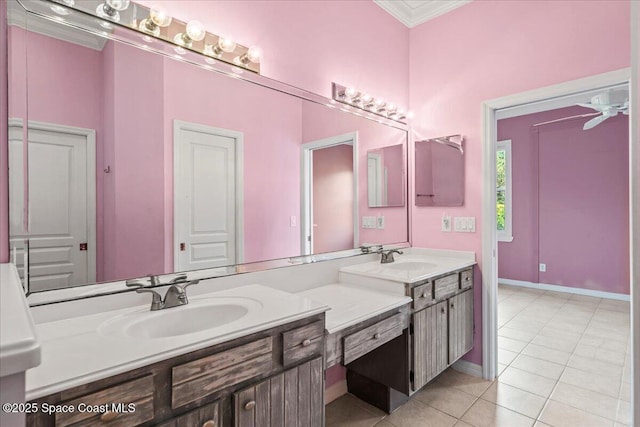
[448,289,474,364]
[233,357,323,427]
[412,301,448,390]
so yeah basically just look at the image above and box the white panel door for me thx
[175,123,239,271]
[9,123,95,291]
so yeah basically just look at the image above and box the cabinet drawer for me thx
[434,273,459,300]
[460,269,473,290]
[282,320,324,367]
[157,402,219,427]
[412,282,434,311]
[55,375,154,427]
[172,337,273,409]
[343,313,405,364]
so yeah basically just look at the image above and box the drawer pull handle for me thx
[421,293,428,298]
[202,421,216,427]
[244,401,256,411]
[100,411,119,422]
[302,339,312,347]
[373,333,381,339]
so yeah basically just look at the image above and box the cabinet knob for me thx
[441,307,445,314]
[373,333,381,340]
[244,401,256,411]
[202,421,216,427]
[451,303,455,308]
[421,293,428,298]
[465,277,470,281]
[100,411,119,422]
[302,339,311,347]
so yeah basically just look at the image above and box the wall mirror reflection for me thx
[367,144,405,208]
[6,0,409,296]
[414,136,464,207]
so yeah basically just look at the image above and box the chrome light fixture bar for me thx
[419,134,465,154]
[46,0,262,73]
[332,82,412,124]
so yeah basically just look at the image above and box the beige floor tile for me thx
[539,400,614,427]
[550,382,619,420]
[386,400,457,427]
[325,394,385,427]
[453,422,474,427]
[435,369,493,397]
[460,399,534,427]
[572,343,627,366]
[616,400,631,425]
[498,336,527,353]
[567,354,623,378]
[497,363,507,376]
[511,354,565,380]
[480,381,546,419]
[521,343,571,365]
[579,335,628,355]
[374,421,395,427]
[530,334,578,353]
[498,348,518,365]
[533,422,553,427]
[502,319,545,334]
[560,367,621,398]
[537,326,582,342]
[498,327,536,343]
[497,367,556,398]
[597,300,630,312]
[413,383,477,418]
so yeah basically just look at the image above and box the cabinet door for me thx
[234,357,323,427]
[448,289,473,364]
[412,301,447,391]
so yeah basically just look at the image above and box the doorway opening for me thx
[301,132,358,255]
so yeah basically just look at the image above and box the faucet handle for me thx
[134,288,164,310]
[169,273,188,284]
[125,278,149,288]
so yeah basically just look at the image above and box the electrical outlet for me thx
[290,216,296,227]
[377,215,385,229]
[442,215,451,232]
[539,263,546,272]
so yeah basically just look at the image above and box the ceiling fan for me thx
[532,89,629,130]
[577,89,629,130]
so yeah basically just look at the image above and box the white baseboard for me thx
[498,278,630,301]
[325,380,347,404]
[452,359,483,377]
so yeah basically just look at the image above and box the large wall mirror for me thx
[414,137,464,207]
[6,0,409,300]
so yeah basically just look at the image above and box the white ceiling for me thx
[374,0,471,28]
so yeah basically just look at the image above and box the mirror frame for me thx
[7,0,411,306]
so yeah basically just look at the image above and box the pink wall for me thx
[302,101,409,245]
[313,144,354,253]
[498,106,629,294]
[409,0,630,365]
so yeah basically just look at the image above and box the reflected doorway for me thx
[301,132,358,255]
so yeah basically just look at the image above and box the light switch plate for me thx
[442,215,451,232]
[539,263,546,272]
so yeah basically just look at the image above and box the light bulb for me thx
[186,20,206,42]
[407,111,415,119]
[107,0,130,10]
[345,87,358,98]
[374,98,385,107]
[217,36,236,53]
[96,0,129,21]
[150,7,171,27]
[361,93,372,103]
[246,46,263,63]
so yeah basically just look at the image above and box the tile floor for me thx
[326,284,632,427]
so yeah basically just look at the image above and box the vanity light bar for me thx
[332,83,412,124]
[48,0,262,74]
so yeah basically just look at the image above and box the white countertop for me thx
[296,284,412,334]
[339,248,476,284]
[0,264,41,377]
[26,284,327,400]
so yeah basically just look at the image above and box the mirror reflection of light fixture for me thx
[138,7,172,37]
[50,0,74,15]
[173,20,206,49]
[419,134,465,154]
[96,0,130,22]
[331,83,410,124]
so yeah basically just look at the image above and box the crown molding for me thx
[374,0,471,28]
[7,0,108,51]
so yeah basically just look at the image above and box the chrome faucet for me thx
[126,274,200,311]
[379,248,403,264]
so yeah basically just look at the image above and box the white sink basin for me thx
[386,261,437,271]
[98,297,263,339]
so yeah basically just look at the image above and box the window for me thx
[497,139,513,242]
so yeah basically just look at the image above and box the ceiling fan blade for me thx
[583,114,608,130]
[577,102,598,110]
